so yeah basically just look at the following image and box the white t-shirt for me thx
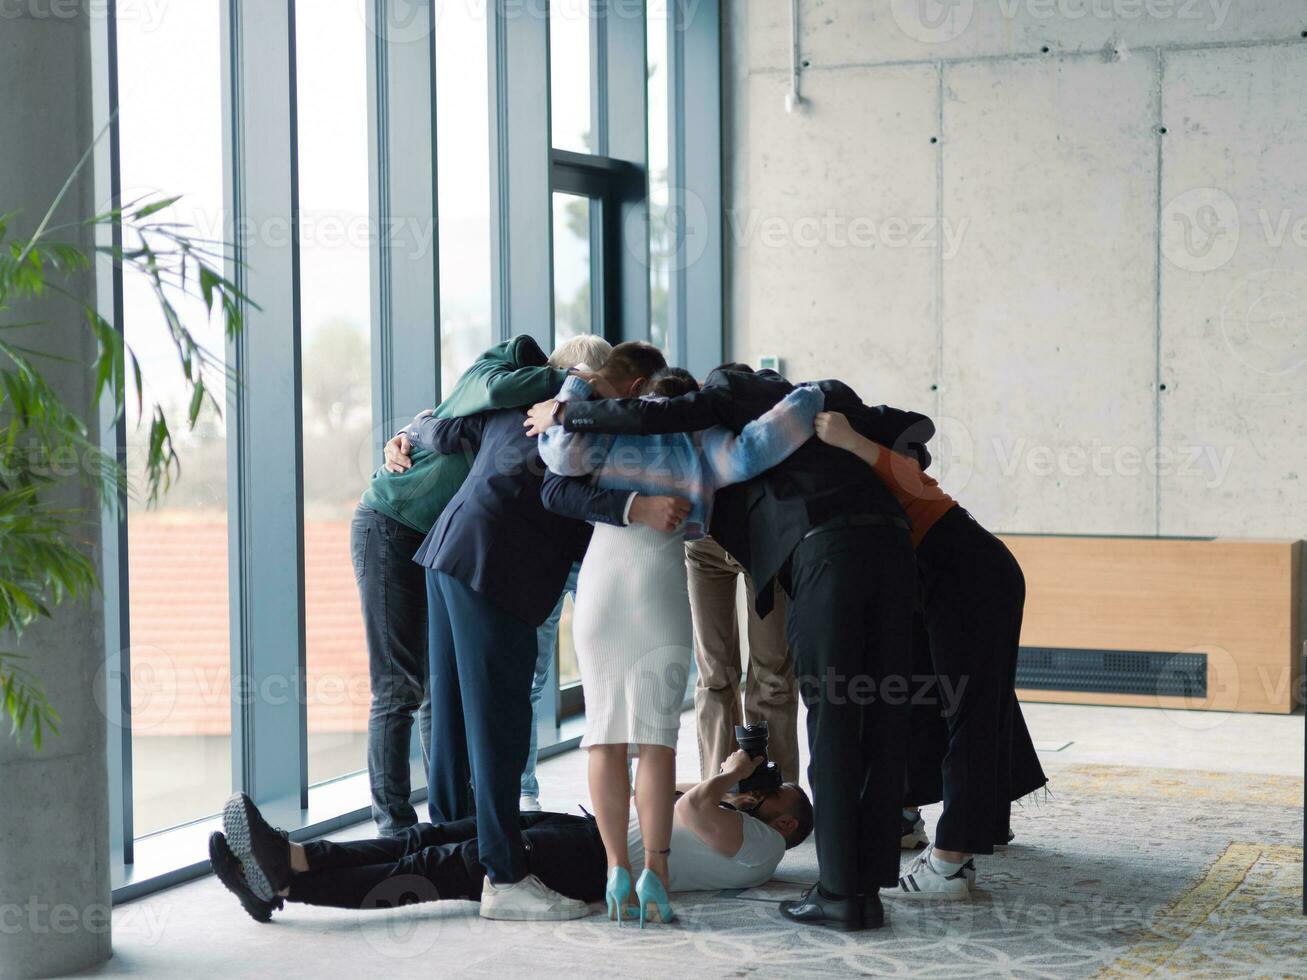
[626,809,786,892]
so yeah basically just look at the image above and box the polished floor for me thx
[79,701,1305,979]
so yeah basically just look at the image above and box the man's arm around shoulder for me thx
[562,385,732,436]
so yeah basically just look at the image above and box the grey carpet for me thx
[83,761,1307,978]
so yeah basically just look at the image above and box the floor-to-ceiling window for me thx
[116,0,230,838]
[437,0,494,391]
[295,0,374,786]
[545,0,660,703]
[646,0,671,355]
[552,192,594,342]
[101,0,720,899]
[550,0,593,155]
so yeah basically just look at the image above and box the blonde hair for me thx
[548,334,612,371]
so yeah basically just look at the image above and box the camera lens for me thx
[734,721,770,761]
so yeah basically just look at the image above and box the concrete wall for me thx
[0,10,112,978]
[724,0,1307,541]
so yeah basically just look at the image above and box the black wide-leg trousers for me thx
[785,524,915,896]
[913,507,1047,855]
[288,812,608,909]
[904,644,1046,843]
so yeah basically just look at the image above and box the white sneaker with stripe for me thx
[883,846,974,901]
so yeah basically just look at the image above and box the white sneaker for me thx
[519,795,542,813]
[882,847,974,901]
[480,874,590,921]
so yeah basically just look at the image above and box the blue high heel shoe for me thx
[635,868,675,927]
[605,867,636,926]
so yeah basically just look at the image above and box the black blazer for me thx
[563,369,934,466]
[407,407,630,626]
[561,371,931,614]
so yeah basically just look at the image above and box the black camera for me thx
[734,721,783,794]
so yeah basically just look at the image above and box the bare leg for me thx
[588,743,634,901]
[633,745,675,889]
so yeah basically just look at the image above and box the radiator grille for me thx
[1016,647,1207,699]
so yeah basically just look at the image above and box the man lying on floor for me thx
[209,751,813,923]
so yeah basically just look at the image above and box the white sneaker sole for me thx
[881,882,971,902]
[479,902,591,921]
[222,795,274,902]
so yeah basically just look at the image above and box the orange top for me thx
[870,447,957,548]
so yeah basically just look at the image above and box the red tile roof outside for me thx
[127,514,370,737]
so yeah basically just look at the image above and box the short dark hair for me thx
[776,783,814,849]
[704,361,754,390]
[649,367,700,398]
[712,361,754,374]
[603,341,667,386]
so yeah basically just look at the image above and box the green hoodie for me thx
[360,335,567,533]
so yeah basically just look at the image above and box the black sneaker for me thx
[900,811,928,850]
[209,832,281,923]
[222,793,292,901]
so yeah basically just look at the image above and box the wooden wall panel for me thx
[1001,536,1302,714]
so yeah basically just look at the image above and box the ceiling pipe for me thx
[786,0,804,112]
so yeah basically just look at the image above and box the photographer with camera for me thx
[673,734,807,870]
[209,758,813,924]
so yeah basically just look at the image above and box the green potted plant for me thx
[0,145,249,747]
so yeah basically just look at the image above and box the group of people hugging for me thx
[208,334,1047,933]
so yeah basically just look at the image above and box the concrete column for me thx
[0,8,113,978]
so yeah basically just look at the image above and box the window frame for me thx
[98,0,722,902]
[550,149,643,344]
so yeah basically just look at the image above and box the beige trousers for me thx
[684,535,799,782]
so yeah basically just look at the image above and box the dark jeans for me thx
[523,562,581,799]
[352,504,431,837]
[426,569,539,884]
[784,524,915,896]
[288,812,608,909]
[913,507,1047,855]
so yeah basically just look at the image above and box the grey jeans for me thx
[521,562,581,800]
[351,503,431,836]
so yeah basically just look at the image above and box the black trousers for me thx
[784,524,915,896]
[351,504,431,837]
[911,507,1047,855]
[903,617,1046,837]
[288,813,608,909]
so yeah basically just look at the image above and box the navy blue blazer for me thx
[407,407,630,626]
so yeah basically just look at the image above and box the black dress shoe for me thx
[863,891,886,928]
[779,883,866,932]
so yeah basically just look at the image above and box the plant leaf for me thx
[132,196,181,220]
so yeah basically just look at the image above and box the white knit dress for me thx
[573,521,693,750]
